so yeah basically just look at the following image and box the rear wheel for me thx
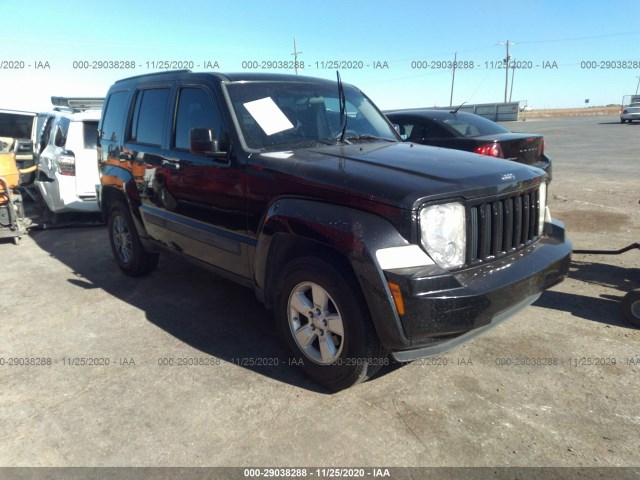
[621,290,640,328]
[108,202,158,276]
[37,193,58,226]
[275,257,387,391]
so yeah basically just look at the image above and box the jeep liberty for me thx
[97,70,571,390]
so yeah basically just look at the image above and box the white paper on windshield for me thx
[261,151,294,159]
[243,97,293,135]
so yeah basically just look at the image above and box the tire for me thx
[275,256,387,391]
[621,290,640,328]
[37,193,58,226]
[107,201,159,276]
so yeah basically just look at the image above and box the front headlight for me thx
[419,202,466,269]
[538,181,547,236]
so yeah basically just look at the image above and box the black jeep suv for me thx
[97,70,571,390]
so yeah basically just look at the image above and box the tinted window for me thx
[53,118,70,147]
[440,113,509,137]
[130,88,170,146]
[83,121,98,149]
[101,91,128,142]
[400,120,451,141]
[174,88,222,150]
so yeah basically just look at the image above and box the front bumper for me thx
[383,219,571,361]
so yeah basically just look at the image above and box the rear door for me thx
[122,86,173,246]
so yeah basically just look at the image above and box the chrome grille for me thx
[467,187,540,265]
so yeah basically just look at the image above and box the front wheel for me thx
[108,202,159,276]
[621,290,640,328]
[275,257,387,391]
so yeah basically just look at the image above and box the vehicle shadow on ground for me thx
[535,258,639,327]
[28,226,338,394]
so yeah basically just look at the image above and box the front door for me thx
[146,85,251,279]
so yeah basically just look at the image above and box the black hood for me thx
[256,142,545,210]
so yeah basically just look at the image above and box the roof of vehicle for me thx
[112,69,341,87]
[384,108,478,119]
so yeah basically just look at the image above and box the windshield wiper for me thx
[345,134,395,143]
[337,71,349,144]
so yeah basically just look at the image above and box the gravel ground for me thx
[0,116,638,476]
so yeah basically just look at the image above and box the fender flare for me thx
[99,164,152,244]
[254,197,415,350]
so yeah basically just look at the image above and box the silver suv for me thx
[36,97,103,216]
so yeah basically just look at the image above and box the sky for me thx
[1,0,639,112]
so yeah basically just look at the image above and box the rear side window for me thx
[101,91,128,142]
[54,118,70,147]
[396,120,451,141]
[130,88,170,146]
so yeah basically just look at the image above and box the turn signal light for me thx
[387,281,405,316]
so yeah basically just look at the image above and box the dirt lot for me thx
[0,116,639,476]
[521,106,621,119]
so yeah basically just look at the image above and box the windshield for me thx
[224,81,398,151]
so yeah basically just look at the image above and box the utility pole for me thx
[449,52,457,107]
[291,36,303,75]
[509,58,516,103]
[498,40,514,102]
[636,76,640,95]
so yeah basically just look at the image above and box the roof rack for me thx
[51,96,105,112]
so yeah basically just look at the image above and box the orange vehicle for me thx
[0,137,35,244]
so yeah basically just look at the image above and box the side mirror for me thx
[189,128,226,159]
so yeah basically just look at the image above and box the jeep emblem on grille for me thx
[500,173,516,181]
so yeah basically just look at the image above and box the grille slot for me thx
[467,188,540,265]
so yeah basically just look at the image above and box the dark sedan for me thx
[385,109,551,180]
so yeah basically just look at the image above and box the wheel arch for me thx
[100,165,152,246]
[253,197,413,350]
